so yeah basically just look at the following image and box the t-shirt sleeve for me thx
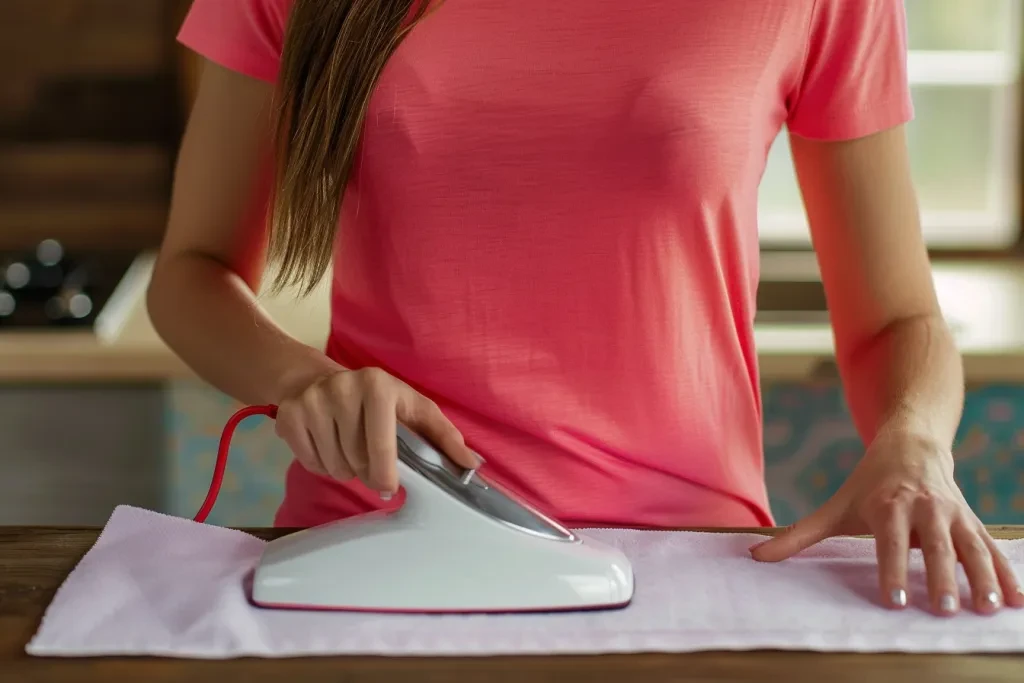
[786,0,914,141]
[177,0,293,84]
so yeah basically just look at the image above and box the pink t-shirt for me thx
[179,0,913,529]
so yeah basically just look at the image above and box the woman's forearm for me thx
[146,252,341,407]
[838,312,964,451]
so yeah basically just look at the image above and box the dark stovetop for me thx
[0,240,136,330]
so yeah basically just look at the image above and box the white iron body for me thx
[251,426,634,613]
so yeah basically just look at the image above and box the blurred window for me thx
[760,0,1021,249]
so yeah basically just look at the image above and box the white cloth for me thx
[26,505,1024,658]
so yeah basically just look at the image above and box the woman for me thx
[151,0,1022,616]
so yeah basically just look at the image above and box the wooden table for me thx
[2,525,1023,683]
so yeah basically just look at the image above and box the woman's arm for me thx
[752,124,1024,615]
[791,124,963,449]
[147,60,341,406]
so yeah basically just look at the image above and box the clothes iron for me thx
[247,421,634,614]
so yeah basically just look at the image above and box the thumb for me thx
[749,505,837,563]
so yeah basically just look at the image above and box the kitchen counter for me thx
[3,524,1023,683]
[4,252,1024,383]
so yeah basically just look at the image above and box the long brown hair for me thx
[267,0,431,295]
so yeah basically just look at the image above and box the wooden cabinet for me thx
[172,0,201,113]
[1,1,187,250]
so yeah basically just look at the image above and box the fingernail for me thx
[983,591,1001,609]
[939,594,958,614]
[380,491,392,501]
[890,588,908,608]
[473,451,486,466]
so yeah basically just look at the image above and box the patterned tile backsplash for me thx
[168,381,1024,528]
[762,383,1024,526]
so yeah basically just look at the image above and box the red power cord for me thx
[193,404,279,523]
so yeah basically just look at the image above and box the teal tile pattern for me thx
[764,382,1024,526]
[948,385,1024,524]
[168,380,1024,527]
[167,382,291,527]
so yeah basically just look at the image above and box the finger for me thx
[298,429,331,477]
[399,394,479,470]
[305,392,355,481]
[274,408,329,476]
[984,533,1024,609]
[913,506,959,616]
[951,521,1002,614]
[363,389,399,493]
[749,504,837,563]
[329,378,370,481]
[872,501,912,609]
[336,399,367,480]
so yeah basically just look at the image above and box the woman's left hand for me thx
[750,427,1024,615]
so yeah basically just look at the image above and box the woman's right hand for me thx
[274,367,480,496]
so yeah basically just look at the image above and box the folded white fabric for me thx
[26,505,1024,658]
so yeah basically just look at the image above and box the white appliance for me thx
[250,423,635,613]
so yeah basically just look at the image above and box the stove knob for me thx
[33,240,65,289]
[45,289,93,322]
[68,292,93,319]
[0,290,15,318]
[44,295,63,321]
[4,261,30,290]
[36,239,64,267]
